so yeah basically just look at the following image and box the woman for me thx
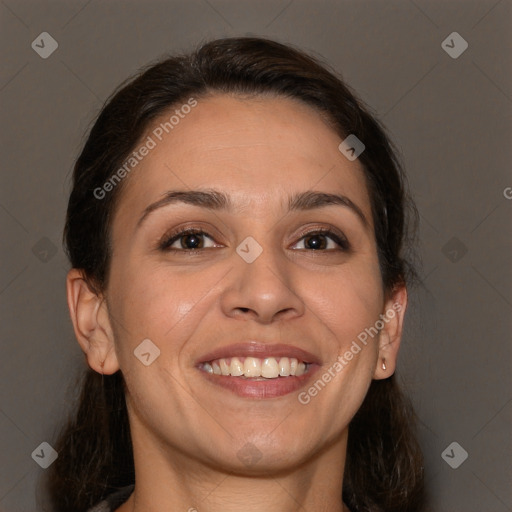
[46,37,425,512]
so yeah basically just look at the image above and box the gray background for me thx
[1,1,511,511]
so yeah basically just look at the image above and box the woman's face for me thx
[100,94,400,473]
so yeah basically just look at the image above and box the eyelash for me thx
[158,226,350,253]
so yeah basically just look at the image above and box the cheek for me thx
[108,258,222,360]
[312,257,384,351]
[300,264,383,420]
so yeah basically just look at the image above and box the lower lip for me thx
[198,365,320,399]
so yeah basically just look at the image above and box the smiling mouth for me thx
[199,356,311,379]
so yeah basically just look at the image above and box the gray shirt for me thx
[86,484,134,512]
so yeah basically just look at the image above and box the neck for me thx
[119,424,350,512]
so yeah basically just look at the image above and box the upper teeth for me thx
[201,356,308,378]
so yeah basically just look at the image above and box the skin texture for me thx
[67,94,406,512]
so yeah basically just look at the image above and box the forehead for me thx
[114,94,373,228]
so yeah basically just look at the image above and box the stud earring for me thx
[381,358,387,371]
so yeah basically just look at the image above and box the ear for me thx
[66,268,120,375]
[373,284,407,379]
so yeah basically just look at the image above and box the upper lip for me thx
[197,341,322,366]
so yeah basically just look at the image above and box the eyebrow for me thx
[136,189,369,230]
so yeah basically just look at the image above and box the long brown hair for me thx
[46,36,425,511]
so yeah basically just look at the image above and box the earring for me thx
[381,358,387,371]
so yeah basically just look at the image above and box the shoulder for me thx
[86,484,135,512]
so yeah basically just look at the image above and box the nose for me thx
[219,239,305,324]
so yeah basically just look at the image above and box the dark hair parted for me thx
[47,36,425,512]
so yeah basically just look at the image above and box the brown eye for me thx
[293,229,350,251]
[159,229,216,251]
